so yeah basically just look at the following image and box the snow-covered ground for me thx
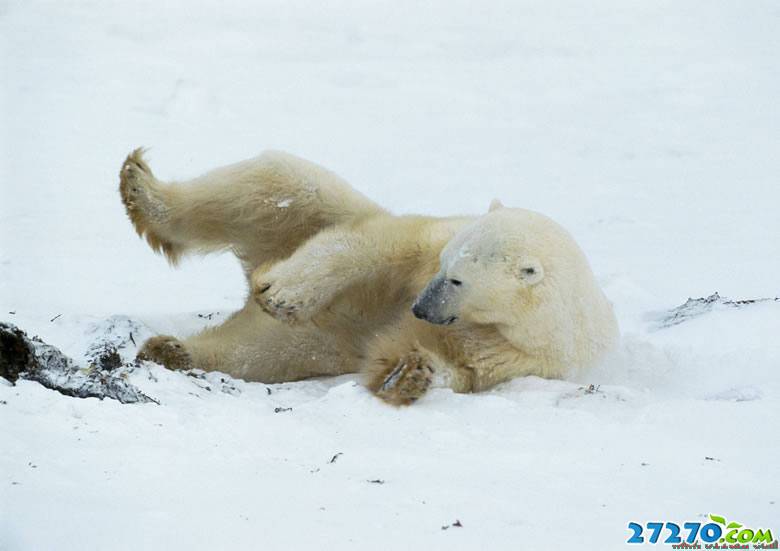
[1,1,778,549]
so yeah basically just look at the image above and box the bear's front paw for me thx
[137,335,192,371]
[375,351,434,406]
[253,275,328,324]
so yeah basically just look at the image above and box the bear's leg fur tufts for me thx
[119,148,183,263]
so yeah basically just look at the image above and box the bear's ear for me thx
[488,198,505,212]
[518,256,544,285]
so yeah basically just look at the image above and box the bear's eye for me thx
[449,279,462,286]
[522,267,536,276]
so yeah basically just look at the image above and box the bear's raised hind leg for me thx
[119,148,385,270]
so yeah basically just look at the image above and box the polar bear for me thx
[120,149,618,404]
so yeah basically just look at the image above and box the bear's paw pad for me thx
[376,352,434,405]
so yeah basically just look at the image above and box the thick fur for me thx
[121,150,619,404]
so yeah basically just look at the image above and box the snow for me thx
[1,1,778,549]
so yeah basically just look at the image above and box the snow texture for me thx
[1,1,778,550]
[1,320,155,404]
[652,292,780,329]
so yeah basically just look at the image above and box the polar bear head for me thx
[412,204,614,359]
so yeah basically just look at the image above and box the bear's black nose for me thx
[412,302,428,321]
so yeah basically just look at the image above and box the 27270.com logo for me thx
[627,515,776,547]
